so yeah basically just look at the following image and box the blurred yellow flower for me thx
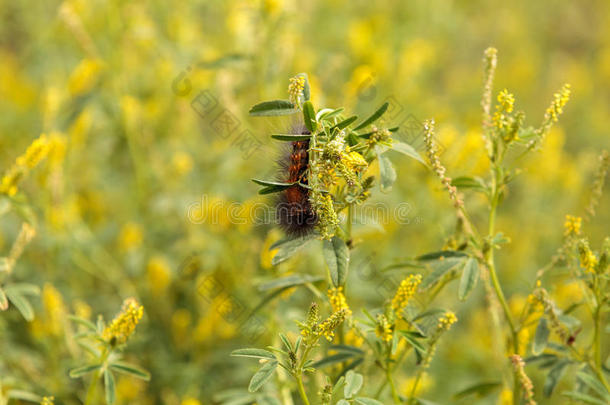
[147,255,172,296]
[171,151,194,176]
[42,283,66,336]
[563,215,582,237]
[181,399,201,405]
[68,58,103,96]
[118,222,143,252]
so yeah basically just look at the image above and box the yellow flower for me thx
[147,255,171,296]
[563,214,582,237]
[391,274,422,314]
[578,241,598,274]
[40,396,54,405]
[103,298,144,346]
[68,58,103,96]
[546,84,571,123]
[171,151,193,176]
[288,74,306,108]
[118,222,143,252]
[181,399,201,405]
[42,284,66,336]
[375,314,392,342]
[328,287,351,316]
[0,134,52,196]
[318,309,348,342]
[437,311,457,331]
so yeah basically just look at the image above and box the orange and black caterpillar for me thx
[277,129,317,236]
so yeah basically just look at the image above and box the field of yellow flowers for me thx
[1,1,609,404]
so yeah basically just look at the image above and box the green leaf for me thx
[323,236,349,287]
[417,251,468,261]
[110,361,151,381]
[6,390,42,402]
[543,360,569,397]
[562,391,608,405]
[4,283,40,296]
[311,353,356,368]
[0,287,7,311]
[577,371,610,399]
[69,363,101,378]
[318,107,345,121]
[458,258,479,301]
[533,318,550,355]
[251,179,295,195]
[452,381,502,399]
[329,344,365,355]
[5,290,34,321]
[344,370,364,398]
[354,398,384,405]
[337,400,350,405]
[451,176,486,191]
[376,147,396,192]
[391,141,427,166]
[270,234,316,265]
[297,73,311,101]
[302,101,316,132]
[354,102,389,130]
[248,360,278,392]
[104,369,116,405]
[420,258,466,290]
[231,348,277,360]
[332,116,358,131]
[398,330,427,353]
[249,100,298,116]
[270,134,311,141]
[258,274,323,291]
[278,333,293,352]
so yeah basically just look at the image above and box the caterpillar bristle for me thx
[276,127,317,237]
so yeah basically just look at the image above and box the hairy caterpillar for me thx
[276,127,317,237]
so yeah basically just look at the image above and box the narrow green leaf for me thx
[68,315,97,331]
[69,363,101,378]
[332,115,358,131]
[248,361,278,392]
[278,333,292,352]
[5,290,34,321]
[458,258,479,301]
[344,370,364,398]
[311,353,356,368]
[417,251,468,261]
[6,390,42,402]
[270,134,311,141]
[533,318,550,355]
[270,234,316,265]
[4,283,40,296]
[110,361,151,381]
[420,258,466,290]
[323,236,350,287]
[249,100,297,116]
[391,141,427,166]
[577,371,610,399]
[354,102,389,130]
[329,344,365,355]
[231,348,277,360]
[562,391,608,405]
[318,107,344,121]
[452,381,502,399]
[543,360,568,397]
[337,400,350,405]
[376,147,396,192]
[354,398,384,405]
[104,370,116,405]
[251,179,295,195]
[302,101,316,132]
[398,330,427,353]
[451,176,486,191]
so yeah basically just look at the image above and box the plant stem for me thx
[386,366,401,404]
[84,372,99,405]
[295,375,311,405]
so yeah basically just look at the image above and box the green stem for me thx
[84,372,99,405]
[386,366,400,404]
[294,346,313,405]
[295,374,311,405]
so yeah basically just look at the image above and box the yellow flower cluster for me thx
[318,309,348,341]
[0,134,52,196]
[578,241,598,274]
[391,274,422,314]
[437,311,457,331]
[103,298,144,346]
[328,287,351,316]
[344,151,368,172]
[493,89,515,130]
[40,396,55,405]
[563,214,581,237]
[288,75,306,108]
[375,314,393,342]
[546,84,571,123]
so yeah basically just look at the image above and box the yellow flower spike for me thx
[0,134,52,196]
[437,311,457,331]
[497,89,515,113]
[317,308,348,342]
[288,74,306,108]
[546,84,571,123]
[391,274,422,315]
[103,298,144,346]
[327,287,351,316]
[578,241,598,274]
[563,214,582,237]
[375,314,393,342]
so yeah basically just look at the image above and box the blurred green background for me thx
[1,0,609,404]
